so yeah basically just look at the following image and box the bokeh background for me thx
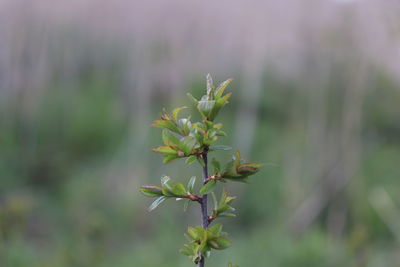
[1,0,400,266]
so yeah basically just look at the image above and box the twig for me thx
[198,146,209,267]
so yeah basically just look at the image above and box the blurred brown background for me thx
[1,0,400,266]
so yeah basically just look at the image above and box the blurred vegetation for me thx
[1,1,400,265]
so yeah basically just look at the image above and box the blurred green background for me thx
[1,0,400,266]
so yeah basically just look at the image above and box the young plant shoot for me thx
[139,74,262,267]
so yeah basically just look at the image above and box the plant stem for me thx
[198,146,209,267]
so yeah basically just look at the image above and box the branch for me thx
[198,146,209,267]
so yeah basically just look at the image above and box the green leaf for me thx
[213,123,223,129]
[162,154,179,164]
[225,196,237,205]
[152,146,176,155]
[215,78,233,98]
[223,160,238,177]
[240,162,263,168]
[148,196,167,211]
[209,224,223,235]
[162,186,175,197]
[162,129,181,147]
[218,212,237,218]
[139,185,163,197]
[161,175,173,190]
[237,165,260,176]
[210,145,232,151]
[216,204,234,214]
[234,151,241,165]
[172,106,187,121]
[203,130,218,145]
[209,92,231,120]
[152,120,180,133]
[197,100,215,118]
[171,183,187,196]
[200,180,217,195]
[180,242,201,263]
[179,136,197,155]
[211,158,221,173]
[187,226,201,240]
[185,155,197,165]
[187,176,196,193]
[216,130,227,136]
[219,92,232,105]
[209,237,231,250]
[177,118,192,135]
[205,120,214,129]
[179,247,191,256]
[199,229,209,252]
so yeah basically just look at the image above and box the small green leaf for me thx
[209,237,231,250]
[215,78,233,98]
[208,93,231,120]
[216,204,234,214]
[172,106,187,121]
[139,185,163,197]
[162,186,175,197]
[185,155,197,165]
[162,129,181,147]
[187,176,196,193]
[177,118,192,135]
[209,224,223,235]
[179,248,191,256]
[213,123,223,129]
[211,158,221,173]
[216,130,227,136]
[148,196,167,211]
[162,154,179,164]
[240,162,263,168]
[171,183,187,196]
[187,227,199,240]
[234,151,241,166]
[237,165,260,176]
[205,120,214,129]
[219,92,232,105]
[197,100,215,118]
[200,180,217,194]
[199,229,208,252]
[152,120,180,133]
[223,160,238,177]
[161,175,173,190]
[225,196,237,204]
[179,136,197,155]
[152,146,176,155]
